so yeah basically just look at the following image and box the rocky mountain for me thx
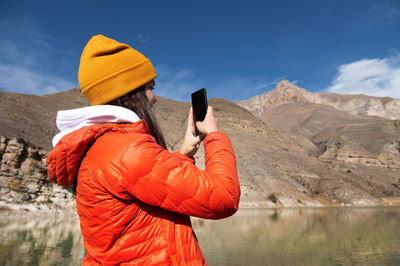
[0,89,88,149]
[0,85,399,213]
[235,80,400,205]
[237,80,400,120]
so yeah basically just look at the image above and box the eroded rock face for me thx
[237,80,400,120]
[0,136,75,212]
[319,140,400,169]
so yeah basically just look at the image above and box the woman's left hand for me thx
[179,108,201,158]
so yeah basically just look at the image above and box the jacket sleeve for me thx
[115,131,240,219]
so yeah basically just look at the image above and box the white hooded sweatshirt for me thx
[52,105,140,147]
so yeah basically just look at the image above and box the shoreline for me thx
[1,197,400,219]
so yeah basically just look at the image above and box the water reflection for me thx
[192,207,400,265]
[1,207,399,265]
[0,215,84,265]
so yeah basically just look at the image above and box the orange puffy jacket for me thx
[47,120,240,265]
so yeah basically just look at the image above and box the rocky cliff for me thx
[237,80,400,179]
[237,80,400,120]
[1,87,400,213]
[0,136,75,213]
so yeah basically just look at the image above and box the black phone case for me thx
[191,88,208,135]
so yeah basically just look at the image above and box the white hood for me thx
[52,105,140,147]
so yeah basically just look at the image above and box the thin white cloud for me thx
[0,19,76,95]
[208,77,284,101]
[155,65,284,102]
[326,53,400,98]
[44,86,60,94]
[155,66,203,102]
[136,33,150,44]
[210,78,259,98]
[0,64,75,95]
[252,77,290,92]
[0,39,38,67]
[368,1,400,26]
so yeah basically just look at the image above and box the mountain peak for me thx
[274,80,304,93]
[276,79,295,88]
[237,80,400,120]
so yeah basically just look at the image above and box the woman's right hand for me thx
[179,108,201,158]
[196,106,219,135]
[179,106,219,158]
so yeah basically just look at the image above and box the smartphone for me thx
[191,88,208,135]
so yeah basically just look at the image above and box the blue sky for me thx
[0,0,399,101]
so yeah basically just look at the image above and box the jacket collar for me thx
[47,119,149,187]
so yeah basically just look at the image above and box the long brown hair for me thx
[107,86,167,149]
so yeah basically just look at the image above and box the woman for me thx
[47,34,240,265]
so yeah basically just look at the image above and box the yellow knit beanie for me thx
[78,34,156,105]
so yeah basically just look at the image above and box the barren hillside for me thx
[0,87,399,210]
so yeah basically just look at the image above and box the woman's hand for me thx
[179,108,201,158]
[196,106,218,135]
[179,106,219,158]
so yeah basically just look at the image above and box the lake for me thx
[1,207,399,265]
